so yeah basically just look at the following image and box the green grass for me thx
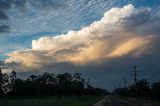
[117,96,160,106]
[0,96,102,106]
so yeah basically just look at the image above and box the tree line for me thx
[113,79,160,101]
[0,69,107,98]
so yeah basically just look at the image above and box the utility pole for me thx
[133,66,138,84]
[118,83,121,88]
[87,79,90,88]
[123,78,127,93]
[124,78,127,89]
[132,65,139,97]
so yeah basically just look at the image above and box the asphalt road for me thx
[94,96,139,106]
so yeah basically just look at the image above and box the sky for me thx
[0,0,160,90]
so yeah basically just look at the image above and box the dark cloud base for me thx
[11,49,160,91]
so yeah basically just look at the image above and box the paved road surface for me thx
[94,96,139,106]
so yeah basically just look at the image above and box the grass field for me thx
[0,96,102,106]
[117,96,160,106]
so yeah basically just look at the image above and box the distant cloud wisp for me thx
[0,25,10,33]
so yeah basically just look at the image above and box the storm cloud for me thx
[0,3,159,90]
[4,4,158,73]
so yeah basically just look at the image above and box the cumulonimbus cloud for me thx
[4,4,158,72]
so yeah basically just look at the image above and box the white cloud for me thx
[4,4,155,72]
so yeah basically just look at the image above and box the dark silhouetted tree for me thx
[73,73,85,98]
[0,67,4,96]
[0,70,107,97]
[152,82,160,101]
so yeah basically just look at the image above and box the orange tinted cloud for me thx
[4,4,154,72]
